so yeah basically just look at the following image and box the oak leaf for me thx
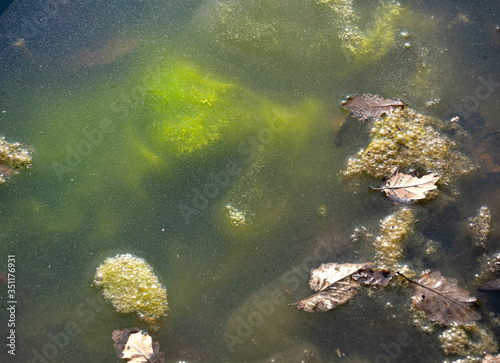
[370,168,439,203]
[342,94,406,122]
[112,328,164,363]
[291,263,370,312]
[401,271,481,326]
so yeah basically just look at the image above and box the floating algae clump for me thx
[343,108,477,184]
[439,323,498,358]
[339,1,402,62]
[0,137,32,183]
[374,208,414,271]
[476,251,500,285]
[468,206,492,249]
[93,254,168,324]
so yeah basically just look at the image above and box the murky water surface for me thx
[0,0,498,362]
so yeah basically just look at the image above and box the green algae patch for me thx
[374,208,414,271]
[141,60,325,160]
[191,0,403,80]
[0,137,32,183]
[93,254,168,325]
[343,108,477,184]
[439,323,498,358]
[143,61,235,157]
[341,2,402,63]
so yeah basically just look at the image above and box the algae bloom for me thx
[0,137,32,184]
[93,254,168,324]
[343,108,476,184]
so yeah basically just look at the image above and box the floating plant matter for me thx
[373,208,414,271]
[93,254,168,325]
[438,323,498,358]
[0,137,32,184]
[343,108,477,184]
[468,206,492,249]
[291,263,395,313]
[401,270,481,326]
[112,328,164,363]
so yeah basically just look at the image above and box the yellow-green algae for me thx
[141,61,324,160]
[467,206,492,249]
[476,251,500,285]
[93,254,168,324]
[373,208,414,271]
[439,323,498,359]
[191,0,403,76]
[339,1,403,62]
[0,137,32,183]
[15,57,326,244]
[343,108,477,184]
[143,61,234,156]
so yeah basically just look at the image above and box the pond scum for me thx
[0,137,32,184]
[339,105,499,360]
[0,0,498,361]
[93,254,168,327]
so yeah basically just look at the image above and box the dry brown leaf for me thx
[351,268,395,289]
[342,94,406,122]
[401,271,481,326]
[112,328,164,363]
[370,168,439,203]
[292,263,370,313]
[123,332,154,362]
[482,353,500,363]
[295,276,362,312]
[309,263,371,291]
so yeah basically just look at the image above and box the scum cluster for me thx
[373,208,414,272]
[343,108,477,184]
[468,206,492,249]
[0,137,32,183]
[439,322,498,359]
[93,254,168,324]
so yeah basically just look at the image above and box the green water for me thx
[0,0,498,362]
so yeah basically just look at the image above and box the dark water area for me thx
[0,0,498,362]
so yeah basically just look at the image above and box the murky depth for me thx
[0,0,498,362]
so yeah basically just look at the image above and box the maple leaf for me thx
[342,94,406,122]
[112,328,164,363]
[291,263,370,313]
[400,271,481,326]
[369,168,439,203]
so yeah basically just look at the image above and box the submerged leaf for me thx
[342,94,405,122]
[370,168,439,203]
[401,271,481,326]
[112,328,164,363]
[292,263,370,313]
